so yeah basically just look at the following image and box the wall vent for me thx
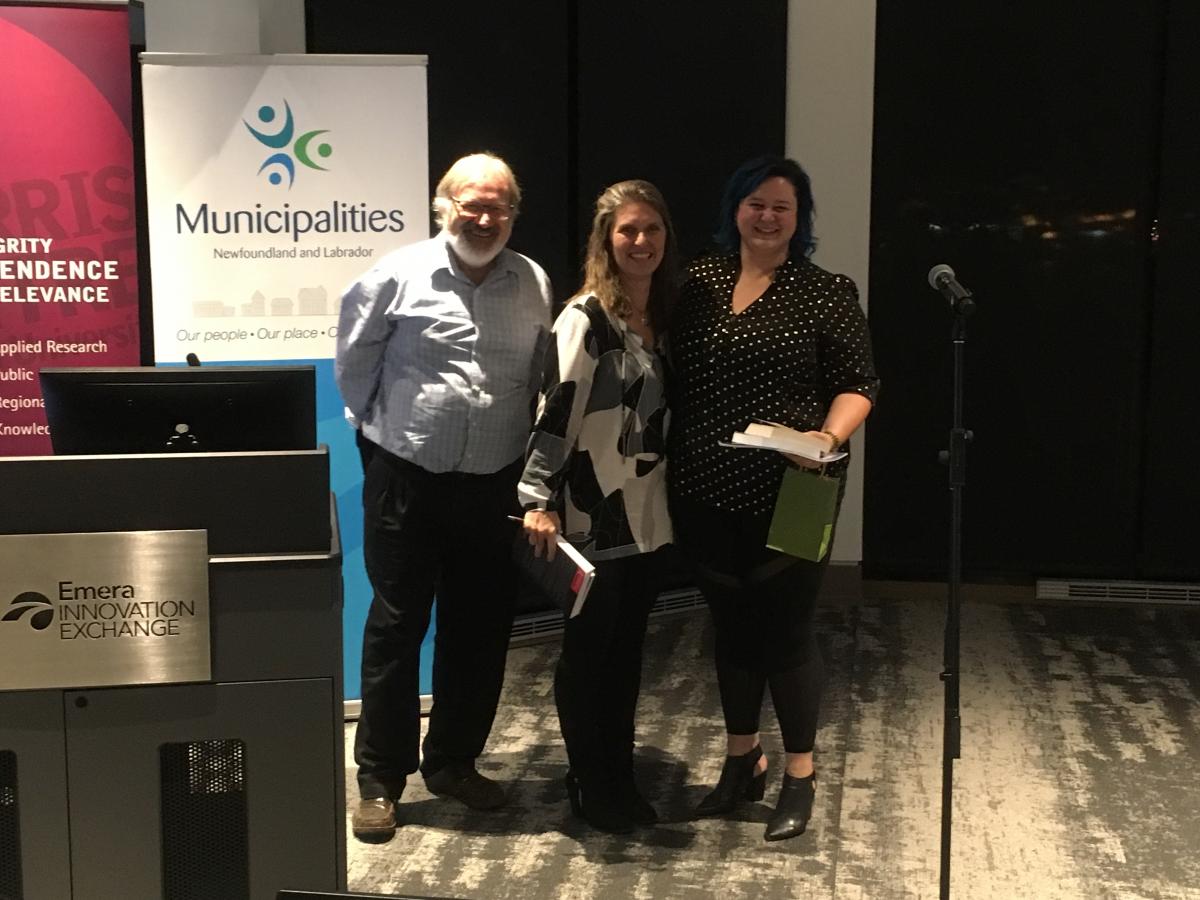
[508,610,570,645]
[510,587,706,647]
[1036,579,1200,605]
[648,587,708,619]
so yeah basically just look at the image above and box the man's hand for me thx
[523,509,562,561]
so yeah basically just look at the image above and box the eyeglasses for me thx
[451,198,515,221]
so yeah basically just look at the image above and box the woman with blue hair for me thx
[668,156,879,841]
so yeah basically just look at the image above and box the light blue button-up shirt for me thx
[335,232,553,474]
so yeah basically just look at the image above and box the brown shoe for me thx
[352,797,396,842]
[423,764,506,810]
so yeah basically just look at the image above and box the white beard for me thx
[447,229,505,270]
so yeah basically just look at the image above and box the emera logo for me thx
[243,99,333,189]
[2,591,54,631]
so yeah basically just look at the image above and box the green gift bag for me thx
[766,467,840,562]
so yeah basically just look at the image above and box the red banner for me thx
[0,4,140,456]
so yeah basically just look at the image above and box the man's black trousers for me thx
[354,447,521,799]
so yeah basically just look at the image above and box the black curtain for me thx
[304,0,787,302]
[866,3,1173,581]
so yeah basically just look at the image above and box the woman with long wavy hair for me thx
[518,179,677,833]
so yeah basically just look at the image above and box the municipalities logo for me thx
[243,99,333,189]
[2,591,54,631]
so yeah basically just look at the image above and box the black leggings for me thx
[673,496,829,754]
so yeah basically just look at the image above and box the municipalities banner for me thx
[141,54,428,364]
[142,54,429,700]
[0,2,140,456]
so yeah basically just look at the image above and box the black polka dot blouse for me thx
[668,253,880,515]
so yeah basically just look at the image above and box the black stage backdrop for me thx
[303,0,786,303]
[864,2,1193,582]
[305,1,574,298]
[573,4,786,268]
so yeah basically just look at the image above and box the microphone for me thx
[927,264,973,305]
[185,352,201,367]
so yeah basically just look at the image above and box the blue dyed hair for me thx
[713,156,816,259]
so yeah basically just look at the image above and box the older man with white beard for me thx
[336,153,553,841]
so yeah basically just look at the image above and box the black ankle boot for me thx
[694,745,767,818]
[764,772,816,841]
[565,770,583,817]
[617,775,658,826]
[565,771,634,834]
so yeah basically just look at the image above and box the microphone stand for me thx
[938,290,973,899]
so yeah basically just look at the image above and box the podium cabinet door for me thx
[63,679,339,900]
[0,690,72,900]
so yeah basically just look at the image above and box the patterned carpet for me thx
[343,598,1200,900]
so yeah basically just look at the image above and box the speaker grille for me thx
[160,739,249,900]
[0,750,22,900]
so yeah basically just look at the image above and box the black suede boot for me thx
[617,773,658,825]
[565,770,634,835]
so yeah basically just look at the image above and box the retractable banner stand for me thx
[141,54,429,700]
[0,2,140,456]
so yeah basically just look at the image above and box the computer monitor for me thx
[39,365,317,455]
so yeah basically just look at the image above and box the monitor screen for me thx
[39,365,317,455]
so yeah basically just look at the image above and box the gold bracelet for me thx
[820,429,842,451]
